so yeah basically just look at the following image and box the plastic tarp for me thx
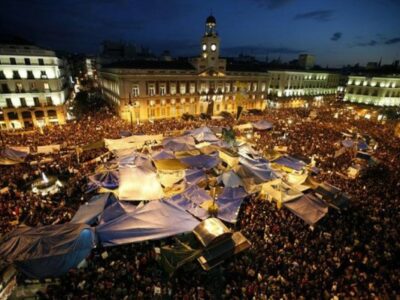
[105,134,163,151]
[252,120,273,130]
[162,135,196,152]
[217,187,248,223]
[88,170,119,190]
[99,201,136,224]
[283,193,328,225]
[180,153,220,170]
[185,169,207,185]
[0,223,96,279]
[118,165,164,201]
[96,200,200,246]
[152,150,175,160]
[273,156,306,171]
[114,151,154,170]
[358,140,368,151]
[70,193,117,225]
[218,170,244,188]
[0,147,29,164]
[185,126,219,142]
[239,157,277,184]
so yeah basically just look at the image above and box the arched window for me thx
[47,110,57,118]
[35,110,45,118]
[21,111,32,119]
[7,112,19,120]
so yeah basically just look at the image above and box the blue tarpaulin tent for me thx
[168,186,211,220]
[96,200,200,246]
[217,187,248,223]
[152,150,175,160]
[239,157,277,183]
[273,156,306,171]
[185,126,219,142]
[71,193,117,225]
[180,153,220,170]
[100,201,136,224]
[185,169,207,185]
[162,135,197,152]
[0,223,96,279]
[283,193,328,225]
[0,147,29,164]
[88,170,119,190]
[252,120,273,130]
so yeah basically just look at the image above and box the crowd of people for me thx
[1,101,399,299]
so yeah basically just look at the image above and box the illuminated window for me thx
[44,83,50,91]
[40,71,47,79]
[148,85,155,96]
[132,85,140,97]
[160,85,166,95]
[179,84,186,94]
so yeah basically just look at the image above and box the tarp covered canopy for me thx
[272,155,307,171]
[96,200,200,246]
[71,193,117,225]
[239,157,277,184]
[88,170,119,190]
[118,165,164,201]
[252,120,273,130]
[99,201,136,224]
[151,149,175,160]
[162,135,196,152]
[0,147,29,165]
[180,153,220,170]
[218,170,244,188]
[283,193,328,225]
[185,126,219,143]
[154,159,188,171]
[0,223,96,279]
[217,187,248,223]
[105,134,163,151]
[185,169,207,185]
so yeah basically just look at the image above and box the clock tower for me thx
[199,15,222,71]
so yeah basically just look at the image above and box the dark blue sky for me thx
[1,0,399,67]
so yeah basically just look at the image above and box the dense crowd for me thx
[1,102,399,299]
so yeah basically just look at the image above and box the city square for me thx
[0,1,399,299]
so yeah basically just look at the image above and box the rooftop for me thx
[102,60,196,70]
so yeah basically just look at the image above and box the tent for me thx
[252,120,273,130]
[180,153,220,170]
[114,151,154,170]
[218,170,244,188]
[239,157,277,184]
[70,193,117,225]
[118,165,164,201]
[96,200,200,246]
[0,223,96,279]
[283,193,328,225]
[272,155,307,172]
[162,136,196,152]
[88,170,119,190]
[0,147,29,165]
[151,149,175,160]
[217,187,248,223]
[185,127,219,143]
[342,139,355,148]
[99,201,136,224]
[185,169,207,185]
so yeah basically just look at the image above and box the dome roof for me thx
[206,15,216,24]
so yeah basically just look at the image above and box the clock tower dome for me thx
[200,15,221,71]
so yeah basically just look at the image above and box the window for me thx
[0,71,6,79]
[40,71,47,79]
[179,84,186,94]
[22,111,32,119]
[20,98,27,107]
[132,85,140,97]
[38,58,44,65]
[46,97,53,106]
[13,71,21,79]
[6,98,13,108]
[148,85,155,96]
[8,112,19,120]
[160,85,166,96]
[190,84,196,94]
[1,84,10,93]
[10,57,16,65]
[35,110,45,118]
[44,83,50,91]
[27,70,35,79]
[47,110,57,118]
[33,97,40,106]
[170,84,176,95]
[24,58,31,65]
[16,83,23,92]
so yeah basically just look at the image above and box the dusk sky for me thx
[1,0,399,67]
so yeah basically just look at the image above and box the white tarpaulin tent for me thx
[105,134,163,151]
[96,200,200,246]
[118,165,164,201]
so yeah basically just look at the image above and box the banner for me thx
[37,145,61,154]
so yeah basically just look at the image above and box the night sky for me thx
[1,0,399,67]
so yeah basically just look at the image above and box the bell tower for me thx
[200,15,220,71]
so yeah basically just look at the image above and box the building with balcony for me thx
[0,39,70,129]
[99,16,267,123]
[344,74,400,106]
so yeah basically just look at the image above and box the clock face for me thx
[202,44,207,51]
[211,44,217,51]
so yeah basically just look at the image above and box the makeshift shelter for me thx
[218,170,244,188]
[70,193,117,225]
[118,165,164,201]
[272,155,307,172]
[151,150,175,160]
[162,136,196,152]
[314,182,349,209]
[88,170,119,190]
[283,193,328,225]
[0,223,96,279]
[0,147,29,165]
[154,159,188,189]
[252,120,273,130]
[239,157,277,184]
[96,200,200,246]
[217,187,248,223]
[185,127,219,143]
[185,169,207,185]
[99,201,136,224]
[180,153,220,170]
